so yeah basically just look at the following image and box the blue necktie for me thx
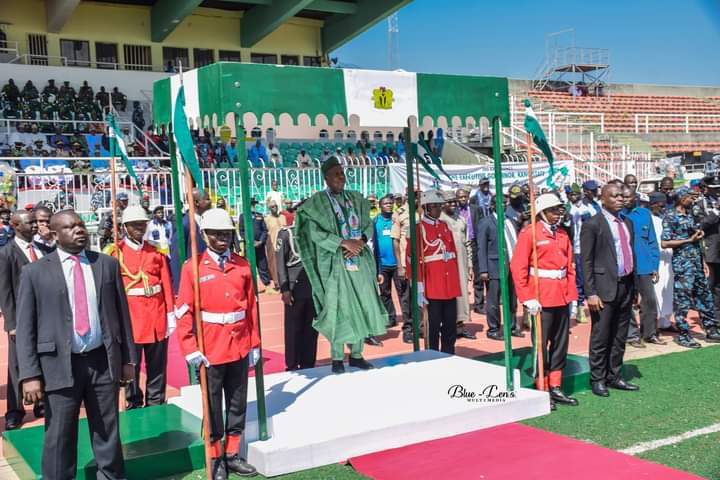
[218,255,227,271]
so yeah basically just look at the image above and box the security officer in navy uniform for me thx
[699,175,720,320]
[238,197,272,290]
[661,186,720,348]
[276,212,318,371]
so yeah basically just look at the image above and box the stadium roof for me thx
[75,0,411,52]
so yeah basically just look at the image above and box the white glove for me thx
[417,282,428,308]
[248,348,261,367]
[524,299,542,315]
[186,351,209,368]
[166,312,177,338]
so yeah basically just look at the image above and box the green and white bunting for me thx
[107,113,143,195]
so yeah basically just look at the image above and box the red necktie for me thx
[615,218,633,275]
[70,255,90,336]
[27,244,38,262]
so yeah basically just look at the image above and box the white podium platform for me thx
[170,350,549,477]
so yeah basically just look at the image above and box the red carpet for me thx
[349,423,702,480]
[162,334,287,388]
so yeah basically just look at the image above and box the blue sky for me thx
[331,0,720,86]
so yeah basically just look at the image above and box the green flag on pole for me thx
[417,137,452,181]
[107,113,143,195]
[173,86,204,189]
[524,98,567,188]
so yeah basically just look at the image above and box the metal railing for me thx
[0,41,20,57]
[4,53,164,72]
[634,113,720,133]
[8,163,391,216]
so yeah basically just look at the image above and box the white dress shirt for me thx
[57,248,103,353]
[14,236,43,263]
[601,209,632,276]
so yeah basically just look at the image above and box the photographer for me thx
[661,187,720,348]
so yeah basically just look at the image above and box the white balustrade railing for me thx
[7,162,391,217]
[634,113,720,133]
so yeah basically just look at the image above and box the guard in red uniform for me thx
[409,190,462,354]
[106,205,175,409]
[175,208,260,479]
[510,193,579,410]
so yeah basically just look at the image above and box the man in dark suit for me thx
[239,197,272,291]
[0,210,50,430]
[276,221,318,371]
[16,210,137,479]
[169,188,211,292]
[476,196,523,340]
[581,183,640,397]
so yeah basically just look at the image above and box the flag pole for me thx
[184,166,214,480]
[492,117,514,391]
[110,143,119,246]
[168,122,193,385]
[176,60,213,480]
[413,142,429,350]
[526,133,546,390]
[403,125,421,352]
[235,114,269,441]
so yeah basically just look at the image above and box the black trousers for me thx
[427,298,457,354]
[487,278,518,333]
[284,297,318,370]
[125,340,168,408]
[256,247,271,286]
[707,262,720,320]
[628,274,659,341]
[6,333,24,421]
[43,347,124,480]
[379,266,408,326]
[532,306,570,374]
[589,277,634,383]
[206,357,249,445]
[471,242,486,309]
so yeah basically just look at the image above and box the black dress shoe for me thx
[659,324,681,333]
[549,387,579,406]
[627,339,646,348]
[33,402,45,419]
[706,328,720,342]
[402,331,414,344]
[591,381,609,397]
[458,329,477,340]
[486,330,503,341]
[674,333,701,349]
[645,334,666,345]
[511,329,525,338]
[348,357,375,370]
[364,336,383,347]
[550,398,557,411]
[5,414,23,431]
[225,454,257,477]
[608,379,639,391]
[211,457,227,480]
[331,361,345,374]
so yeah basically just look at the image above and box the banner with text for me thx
[388,161,574,193]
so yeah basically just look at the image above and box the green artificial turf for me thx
[162,463,368,480]
[639,431,720,479]
[524,345,720,450]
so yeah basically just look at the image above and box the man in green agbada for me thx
[295,157,387,374]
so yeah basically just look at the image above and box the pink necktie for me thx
[70,255,90,336]
[615,218,633,275]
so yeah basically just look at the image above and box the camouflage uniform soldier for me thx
[661,187,720,348]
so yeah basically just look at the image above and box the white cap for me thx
[534,193,563,213]
[200,208,234,230]
[121,205,149,224]
[421,189,446,206]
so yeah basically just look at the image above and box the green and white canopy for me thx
[152,63,509,130]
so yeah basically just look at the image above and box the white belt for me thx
[530,267,567,280]
[126,285,162,297]
[424,252,456,263]
[201,310,246,325]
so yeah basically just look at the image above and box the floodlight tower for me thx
[387,12,399,70]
